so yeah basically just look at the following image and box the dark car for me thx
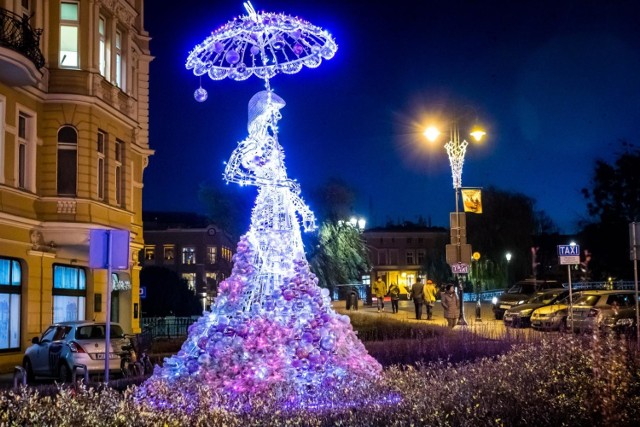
[568,290,636,333]
[602,306,637,338]
[492,279,560,320]
[503,288,571,328]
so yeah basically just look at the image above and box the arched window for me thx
[57,125,77,196]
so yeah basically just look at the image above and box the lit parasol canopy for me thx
[187,1,337,93]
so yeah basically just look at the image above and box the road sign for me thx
[558,244,580,265]
[451,263,469,274]
[140,286,147,299]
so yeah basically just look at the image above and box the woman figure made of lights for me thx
[138,2,382,406]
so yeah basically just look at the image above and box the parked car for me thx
[530,292,583,331]
[492,279,560,320]
[567,290,636,333]
[503,288,571,328]
[602,305,637,338]
[23,321,129,382]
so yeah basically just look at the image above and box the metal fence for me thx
[141,316,199,339]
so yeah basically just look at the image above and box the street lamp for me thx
[425,113,486,327]
[505,252,512,285]
[349,216,366,232]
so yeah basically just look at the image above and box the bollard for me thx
[72,364,89,386]
[13,366,27,389]
[475,299,482,322]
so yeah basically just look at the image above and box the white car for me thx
[23,321,129,382]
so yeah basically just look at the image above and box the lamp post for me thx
[505,252,512,285]
[425,114,485,327]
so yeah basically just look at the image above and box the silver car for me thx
[567,290,636,333]
[23,321,129,382]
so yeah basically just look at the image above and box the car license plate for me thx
[500,305,510,309]
[531,321,541,326]
[95,352,118,360]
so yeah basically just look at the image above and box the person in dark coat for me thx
[388,282,400,313]
[441,283,460,327]
[410,278,425,320]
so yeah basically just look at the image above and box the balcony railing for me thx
[0,8,44,69]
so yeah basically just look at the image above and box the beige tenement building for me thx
[0,0,152,371]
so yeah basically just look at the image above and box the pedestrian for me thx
[388,282,400,313]
[372,276,387,312]
[423,279,438,320]
[441,283,460,327]
[410,278,425,320]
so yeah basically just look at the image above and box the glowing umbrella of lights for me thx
[187,1,338,101]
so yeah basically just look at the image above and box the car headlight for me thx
[492,297,498,305]
[616,318,634,327]
[517,299,525,305]
[520,309,533,316]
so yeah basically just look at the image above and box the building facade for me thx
[142,212,235,311]
[363,225,448,297]
[0,0,152,370]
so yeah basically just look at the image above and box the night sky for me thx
[143,0,640,234]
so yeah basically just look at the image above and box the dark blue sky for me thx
[143,0,640,234]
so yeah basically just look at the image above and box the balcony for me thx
[0,8,44,86]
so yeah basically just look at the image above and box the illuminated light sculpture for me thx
[138,2,382,408]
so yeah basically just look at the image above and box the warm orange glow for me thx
[470,128,486,141]
[423,126,441,142]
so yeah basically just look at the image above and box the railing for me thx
[563,280,637,290]
[464,289,504,302]
[0,8,44,69]
[141,316,199,339]
[332,284,369,301]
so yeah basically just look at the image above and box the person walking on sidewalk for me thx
[441,283,460,327]
[372,276,387,312]
[423,279,438,320]
[410,278,425,320]
[388,282,400,313]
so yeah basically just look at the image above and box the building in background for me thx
[363,224,448,298]
[0,0,152,371]
[142,212,235,311]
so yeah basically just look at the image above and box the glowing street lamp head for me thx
[423,126,441,142]
[470,128,486,142]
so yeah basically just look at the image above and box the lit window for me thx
[115,29,124,89]
[164,246,175,263]
[53,265,86,322]
[98,16,107,77]
[60,2,79,68]
[0,257,21,351]
[97,131,105,199]
[207,246,217,264]
[221,247,232,262]
[57,126,77,196]
[182,247,196,265]
[144,246,155,261]
[182,273,196,293]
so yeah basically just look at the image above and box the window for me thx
[221,247,232,262]
[406,251,415,265]
[164,246,175,263]
[97,131,105,199]
[378,250,387,265]
[60,2,79,68]
[57,126,77,196]
[207,246,217,264]
[0,257,21,351]
[182,247,196,265]
[182,273,196,293]
[389,249,398,265]
[98,16,107,77]
[17,113,27,189]
[417,250,425,265]
[21,0,30,21]
[53,265,86,323]
[115,29,123,88]
[114,140,123,205]
[0,97,5,184]
[144,246,155,262]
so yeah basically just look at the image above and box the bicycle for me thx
[120,335,143,378]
